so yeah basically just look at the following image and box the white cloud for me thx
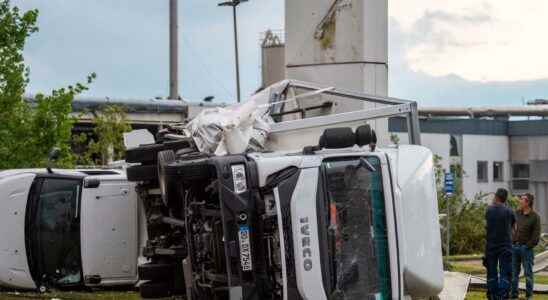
[389,0,548,82]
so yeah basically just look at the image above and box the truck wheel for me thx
[126,164,158,182]
[319,127,356,149]
[139,281,171,299]
[126,139,193,164]
[126,143,165,164]
[158,150,177,206]
[355,124,373,146]
[138,262,175,281]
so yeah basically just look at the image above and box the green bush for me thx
[440,195,487,255]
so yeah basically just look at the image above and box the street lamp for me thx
[218,0,248,103]
[169,0,179,100]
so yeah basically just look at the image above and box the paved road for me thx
[439,272,471,300]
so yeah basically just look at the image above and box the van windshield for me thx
[27,178,83,286]
[322,157,391,300]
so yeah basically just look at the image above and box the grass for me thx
[466,289,548,299]
[447,254,484,262]
[450,261,486,275]
[451,261,548,283]
[2,273,547,300]
[451,260,548,299]
[522,274,548,285]
[0,290,142,300]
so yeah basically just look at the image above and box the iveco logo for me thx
[300,217,313,271]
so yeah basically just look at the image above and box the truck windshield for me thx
[27,178,83,286]
[323,157,391,300]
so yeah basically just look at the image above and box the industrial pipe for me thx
[419,106,548,117]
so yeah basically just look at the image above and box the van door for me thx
[80,177,138,286]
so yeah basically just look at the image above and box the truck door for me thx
[80,178,138,286]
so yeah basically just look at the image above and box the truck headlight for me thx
[231,164,247,193]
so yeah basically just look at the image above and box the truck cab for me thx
[154,141,442,299]
[0,169,143,291]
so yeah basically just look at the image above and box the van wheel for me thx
[126,164,158,182]
[138,263,175,281]
[158,150,177,206]
[139,281,171,299]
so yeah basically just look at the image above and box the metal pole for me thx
[169,0,179,100]
[232,4,241,103]
[446,195,450,258]
[407,102,422,145]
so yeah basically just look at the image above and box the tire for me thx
[139,281,171,299]
[319,127,355,149]
[158,150,177,206]
[126,164,158,182]
[356,124,373,146]
[126,143,165,164]
[126,139,193,164]
[138,263,175,281]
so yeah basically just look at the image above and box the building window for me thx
[477,161,488,183]
[493,162,504,182]
[512,164,530,190]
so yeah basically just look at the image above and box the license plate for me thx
[238,225,253,271]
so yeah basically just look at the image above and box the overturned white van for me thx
[0,168,145,291]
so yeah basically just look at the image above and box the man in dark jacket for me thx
[511,193,541,299]
[485,188,515,300]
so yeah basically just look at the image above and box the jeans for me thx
[486,247,512,299]
[511,244,534,297]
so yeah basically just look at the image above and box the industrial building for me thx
[260,11,548,229]
[390,117,548,208]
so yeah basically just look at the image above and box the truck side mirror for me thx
[46,147,61,174]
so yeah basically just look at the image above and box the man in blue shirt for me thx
[485,188,515,300]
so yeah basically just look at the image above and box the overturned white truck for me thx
[126,80,444,299]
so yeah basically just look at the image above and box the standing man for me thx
[485,188,515,300]
[511,193,541,299]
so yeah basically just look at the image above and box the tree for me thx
[74,105,131,165]
[0,0,95,169]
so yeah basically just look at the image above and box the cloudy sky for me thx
[12,0,548,106]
